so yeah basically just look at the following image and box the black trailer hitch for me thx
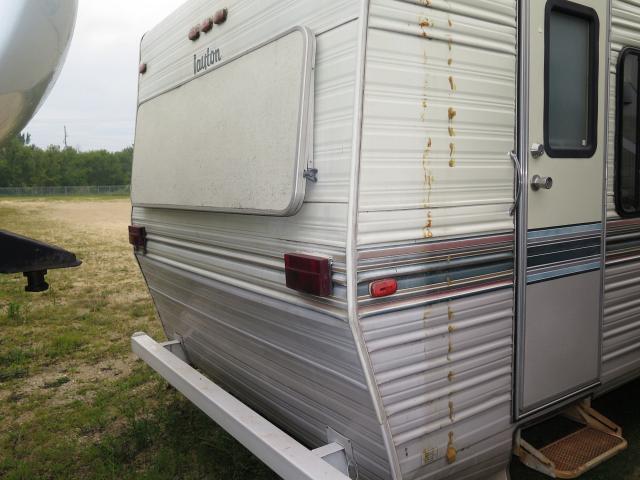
[0,230,81,292]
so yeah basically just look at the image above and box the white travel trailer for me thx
[129,0,640,479]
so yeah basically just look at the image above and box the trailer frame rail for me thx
[131,332,352,480]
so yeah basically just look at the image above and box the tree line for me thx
[0,134,133,187]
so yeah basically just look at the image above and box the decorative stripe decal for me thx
[527,223,602,283]
[357,233,514,314]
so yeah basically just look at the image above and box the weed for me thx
[42,376,71,389]
[47,333,85,359]
[0,367,28,383]
[5,302,24,324]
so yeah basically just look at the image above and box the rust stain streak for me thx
[446,432,457,464]
[419,16,434,39]
[421,47,434,239]
[448,75,457,92]
[447,307,455,360]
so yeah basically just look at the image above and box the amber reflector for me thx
[284,253,332,297]
[370,278,398,298]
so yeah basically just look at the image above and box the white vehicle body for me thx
[0,0,78,143]
[131,1,640,479]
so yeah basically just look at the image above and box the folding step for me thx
[515,400,628,478]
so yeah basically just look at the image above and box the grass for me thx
[0,197,276,480]
[0,196,638,479]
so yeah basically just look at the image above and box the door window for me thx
[544,0,599,158]
[615,48,640,216]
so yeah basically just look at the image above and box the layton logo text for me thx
[193,47,222,75]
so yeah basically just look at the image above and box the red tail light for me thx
[370,279,398,298]
[128,225,147,252]
[284,253,332,297]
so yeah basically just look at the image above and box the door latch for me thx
[531,174,553,191]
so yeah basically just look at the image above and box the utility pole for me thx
[63,125,68,148]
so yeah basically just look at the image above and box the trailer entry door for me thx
[516,0,607,419]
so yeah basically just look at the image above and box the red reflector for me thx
[201,17,214,33]
[139,62,147,74]
[128,225,147,252]
[188,26,201,41]
[213,8,228,25]
[284,253,332,297]
[370,279,398,298]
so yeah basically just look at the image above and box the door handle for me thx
[509,151,521,216]
[531,174,553,191]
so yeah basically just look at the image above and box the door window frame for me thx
[614,47,640,218]
[543,0,600,158]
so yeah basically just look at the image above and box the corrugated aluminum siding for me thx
[133,2,393,478]
[360,287,513,479]
[358,0,517,245]
[602,0,640,390]
[356,1,517,478]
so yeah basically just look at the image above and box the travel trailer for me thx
[130,0,640,478]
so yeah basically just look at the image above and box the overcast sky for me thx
[24,0,184,152]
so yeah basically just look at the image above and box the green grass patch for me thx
[47,333,86,359]
[0,198,276,479]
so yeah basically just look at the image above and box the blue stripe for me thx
[528,222,602,241]
[527,261,601,284]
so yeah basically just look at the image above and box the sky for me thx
[24,0,184,152]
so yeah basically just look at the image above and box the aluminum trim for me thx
[598,0,613,388]
[358,233,515,261]
[517,381,601,422]
[514,0,530,422]
[359,282,513,319]
[346,2,403,479]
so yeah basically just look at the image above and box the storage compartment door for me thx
[131,27,315,216]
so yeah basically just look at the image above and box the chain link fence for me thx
[0,185,131,196]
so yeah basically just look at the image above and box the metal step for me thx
[515,401,627,478]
